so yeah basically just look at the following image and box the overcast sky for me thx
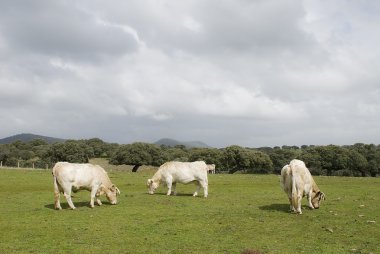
[1,0,380,148]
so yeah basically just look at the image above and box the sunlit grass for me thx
[0,168,379,253]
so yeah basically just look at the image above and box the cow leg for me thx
[95,187,103,206]
[193,182,200,197]
[90,186,99,208]
[291,192,302,214]
[200,180,208,198]
[307,191,314,209]
[54,191,62,210]
[296,194,303,214]
[166,178,173,196]
[63,186,76,210]
[287,193,296,212]
[292,185,303,214]
[53,177,62,210]
[96,198,102,206]
[172,182,177,196]
[288,197,294,212]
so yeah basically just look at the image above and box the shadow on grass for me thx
[44,201,113,210]
[149,192,196,197]
[259,203,290,213]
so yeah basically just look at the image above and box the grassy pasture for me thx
[0,168,379,254]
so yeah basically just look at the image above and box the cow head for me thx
[147,179,159,194]
[101,184,120,205]
[311,191,326,209]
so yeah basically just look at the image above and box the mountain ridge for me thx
[0,133,66,144]
[155,138,211,148]
[0,134,211,148]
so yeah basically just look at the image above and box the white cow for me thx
[52,162,120,210]
[147,161,209,197]
[207,164,216,174]
[280,159,325,214]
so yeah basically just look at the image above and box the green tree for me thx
[29,139,48,147]
[349,150,369,177]
[189,148,222,165]
[368,151,380,177]
[351,143,379,177]
[316,145,338,176]
[0,144,11,166]
[48,141,92,164]
[163,147,189,162]
[245,149,273,174]
[110,142,166,172]
[268,146,301,174]
[300,147,324,175]
[85,138,108,157]
[221,146,250,173]
[221,146,272,174]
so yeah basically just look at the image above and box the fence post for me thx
[32,162,35,169]
[18,160,20,168]
[0,161,2,167]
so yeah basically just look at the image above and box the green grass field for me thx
[0,167,379,254]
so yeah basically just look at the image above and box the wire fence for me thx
[0,161,51,170]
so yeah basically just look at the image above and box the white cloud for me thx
[183,16,203,33]
[195,84,305,119]
[0,0,380,147]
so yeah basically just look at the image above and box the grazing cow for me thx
[147,161,209,197]
[207,164,216,174]
[280,159,325,214]
[52,162,120,210]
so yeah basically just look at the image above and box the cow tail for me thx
[280,170,285,190]
[53,173,58,192]
[291,170,298,211]
[52,168,60,194]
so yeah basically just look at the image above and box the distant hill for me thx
[0,133,66,144]
[155,138,211,148]
[0,134,211,148]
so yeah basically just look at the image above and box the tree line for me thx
[0,138,379,176]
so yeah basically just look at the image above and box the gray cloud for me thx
[0,0,138,62]
[0,0,380,147]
